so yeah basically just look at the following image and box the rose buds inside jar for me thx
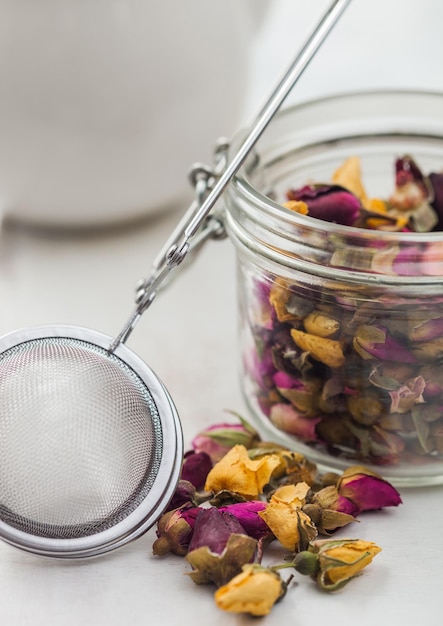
[224,91,443,486]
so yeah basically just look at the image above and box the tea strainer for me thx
[0,0,350,558]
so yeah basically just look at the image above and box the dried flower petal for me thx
[390,155,428,207]
[353,324,417,363]
[388,376,425,414]
[283,199,309,215]
[337,465,402,513]
[214,564,286,616]
[185,508,257,586]
[204,445,281,500]
[302,502,357,535]
[409,316,443,342]
[181,451,213,490]
[258,483,317,551]
[332,156,368,204]
[286,184,361,226]
[219,501,270,540]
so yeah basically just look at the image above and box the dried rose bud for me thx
[181,450,213,490]
[367,425,406,461]
[214,564,287,616]
[269,403,321,442]
[274,373,321,416]
[187,507,245,553]
[311,485,359,517]
[412,336,443,361]
[165,479,198,512]
[290,328,345,368]
[336,465,402,514]
[302,502,356,535]
[353,324,417,363]
[303,310,341,338]
[347,390,388,426]
[192,419,260,463]
[293,538,382,591]
[204,444,281,500]
[153,505,201,556]
[219,501,270,540]
[185,508,257,586]
[409,316,443,342]
[258,483,317,552]
[390,155,429,210]
[286,184,361,226]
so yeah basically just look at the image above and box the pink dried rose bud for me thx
[336,465,402,514]
[181,450,213,490]
[311,485,359,517]
[187,507,250,554]
[192,419,261,463]
[269,403,321,443]
[409,316,443,342]
[273,372,321,417]
[353,324,417,363]
[219,501,271,540]
[164,479,197,512]
[286,184,361,226]
[185,507,257,587]
[153,505,201,556]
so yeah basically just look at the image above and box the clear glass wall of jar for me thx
[224,91,443,486]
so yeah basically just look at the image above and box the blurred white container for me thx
[0,0,265,228]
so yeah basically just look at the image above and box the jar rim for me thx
[230,88,443,245]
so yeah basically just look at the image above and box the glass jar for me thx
[224,90,443,486]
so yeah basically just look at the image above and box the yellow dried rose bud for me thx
[258,483,317,551]
[303,310,340,338]
[204,445,281,500]
[316,538,381,590]
[293,538,382,591]
[290,329,345,368]
[332,156,368,203]
[214,564,286,616]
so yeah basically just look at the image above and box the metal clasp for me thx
[134,138,229,307]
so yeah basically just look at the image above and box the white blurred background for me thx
[0,0,441,228]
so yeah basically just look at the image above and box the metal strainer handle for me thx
[111,0,352,351]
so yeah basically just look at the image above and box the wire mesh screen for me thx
[0,337,163,539]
